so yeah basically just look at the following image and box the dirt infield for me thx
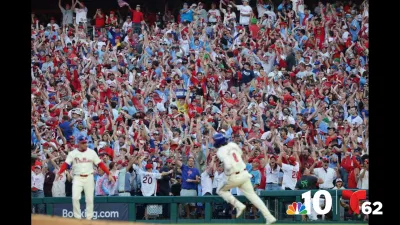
[32,215,150,225]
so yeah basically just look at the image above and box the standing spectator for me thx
[175,156,200,219]
[296,167,322,190]
[212,162,225,195]
[133,156,173,219]
[31,165,45,214]
[194,2,208,24]
[346,106,363,125]
[295,166,323,221]
[159,158,175,218]
[163,3,175,24]
[106,11,119,27]
[159,158,175,196]
[124,4,144,34]
[277,151,299,190]
[340,150,360,189]
[47,17,60,31]
[122,16,133,34]
[51,158,68,197]
[59,0,75,27]
[265,155,281,190]
[357,159,368,189]
[43,166,55,197]
[73,0,88,27]
[230,0,253,26]
[180,2,195,23]
[208,2,221,25]
[95,167,108,196]
[220,3,236,26]
[93,8,105,31]
[311,157,338,189]
[116,157,135,196]
[249,159,261,190]
[171,175,182,196]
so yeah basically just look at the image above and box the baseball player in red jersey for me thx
[213,133,277,224]
[57,136,115,220]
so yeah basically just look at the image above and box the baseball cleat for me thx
[236,204,246,218]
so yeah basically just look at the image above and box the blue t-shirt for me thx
[250,169,261,186]
[181,164,200,190]
[59,121,73,140]
[180,9,193,22]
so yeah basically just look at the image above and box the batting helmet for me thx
[213,133,227,148]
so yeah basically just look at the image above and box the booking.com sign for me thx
[286,190,383,216]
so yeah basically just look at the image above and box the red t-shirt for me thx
[347,169,358,189]
[249,24,260,38]
[130,10,144,23]
[95,14,105,28]
[258,166,266,190]
[99,88,112,103]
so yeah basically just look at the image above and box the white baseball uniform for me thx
[65,148,101,220]
[216,142,275,222]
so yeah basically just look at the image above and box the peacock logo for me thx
[286,202,308,215]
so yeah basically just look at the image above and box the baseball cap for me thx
[176,175,181,179]
[336,178,343,183]
[145,164,153,170]
[77,136,88,143]
[322,157,329,163]
[166,159,173,163]
[35,165,42,169]
[288,156,296,165]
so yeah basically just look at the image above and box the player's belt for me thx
[235,169,247,175]
[76,173,93,177]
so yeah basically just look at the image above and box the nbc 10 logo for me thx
[286,190,383,216]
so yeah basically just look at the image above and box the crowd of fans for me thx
[31,0,369,220]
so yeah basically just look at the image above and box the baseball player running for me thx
[213,133,277,224]
[57,136,115,220]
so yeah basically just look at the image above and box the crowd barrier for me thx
[31,190,368,223]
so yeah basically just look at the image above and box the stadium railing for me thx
[31,190,368,223]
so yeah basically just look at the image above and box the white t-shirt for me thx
[314,167,337,189]
[278,113,296,124]
[180,38,190,56]
[65,148,101,175]
[256,4,266,18]
[266,164,281,184]
[200,171,213,195]
[75,7,88,24]
[31,171,45,191]
[52,169,67,197]
[221,9,236,25]
[212,171,226,189]
[281,163,299,190]
[47,23,60,30]
[236,5,253,25]
[357,169,368,190]
[346,115,363,126]
[208,9,221,23]
[122,21,133,33]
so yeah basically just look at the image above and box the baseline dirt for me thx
[32,215,153,225]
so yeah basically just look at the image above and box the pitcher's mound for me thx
[32,215,153,225]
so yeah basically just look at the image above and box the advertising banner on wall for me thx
[52,203,129,221]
